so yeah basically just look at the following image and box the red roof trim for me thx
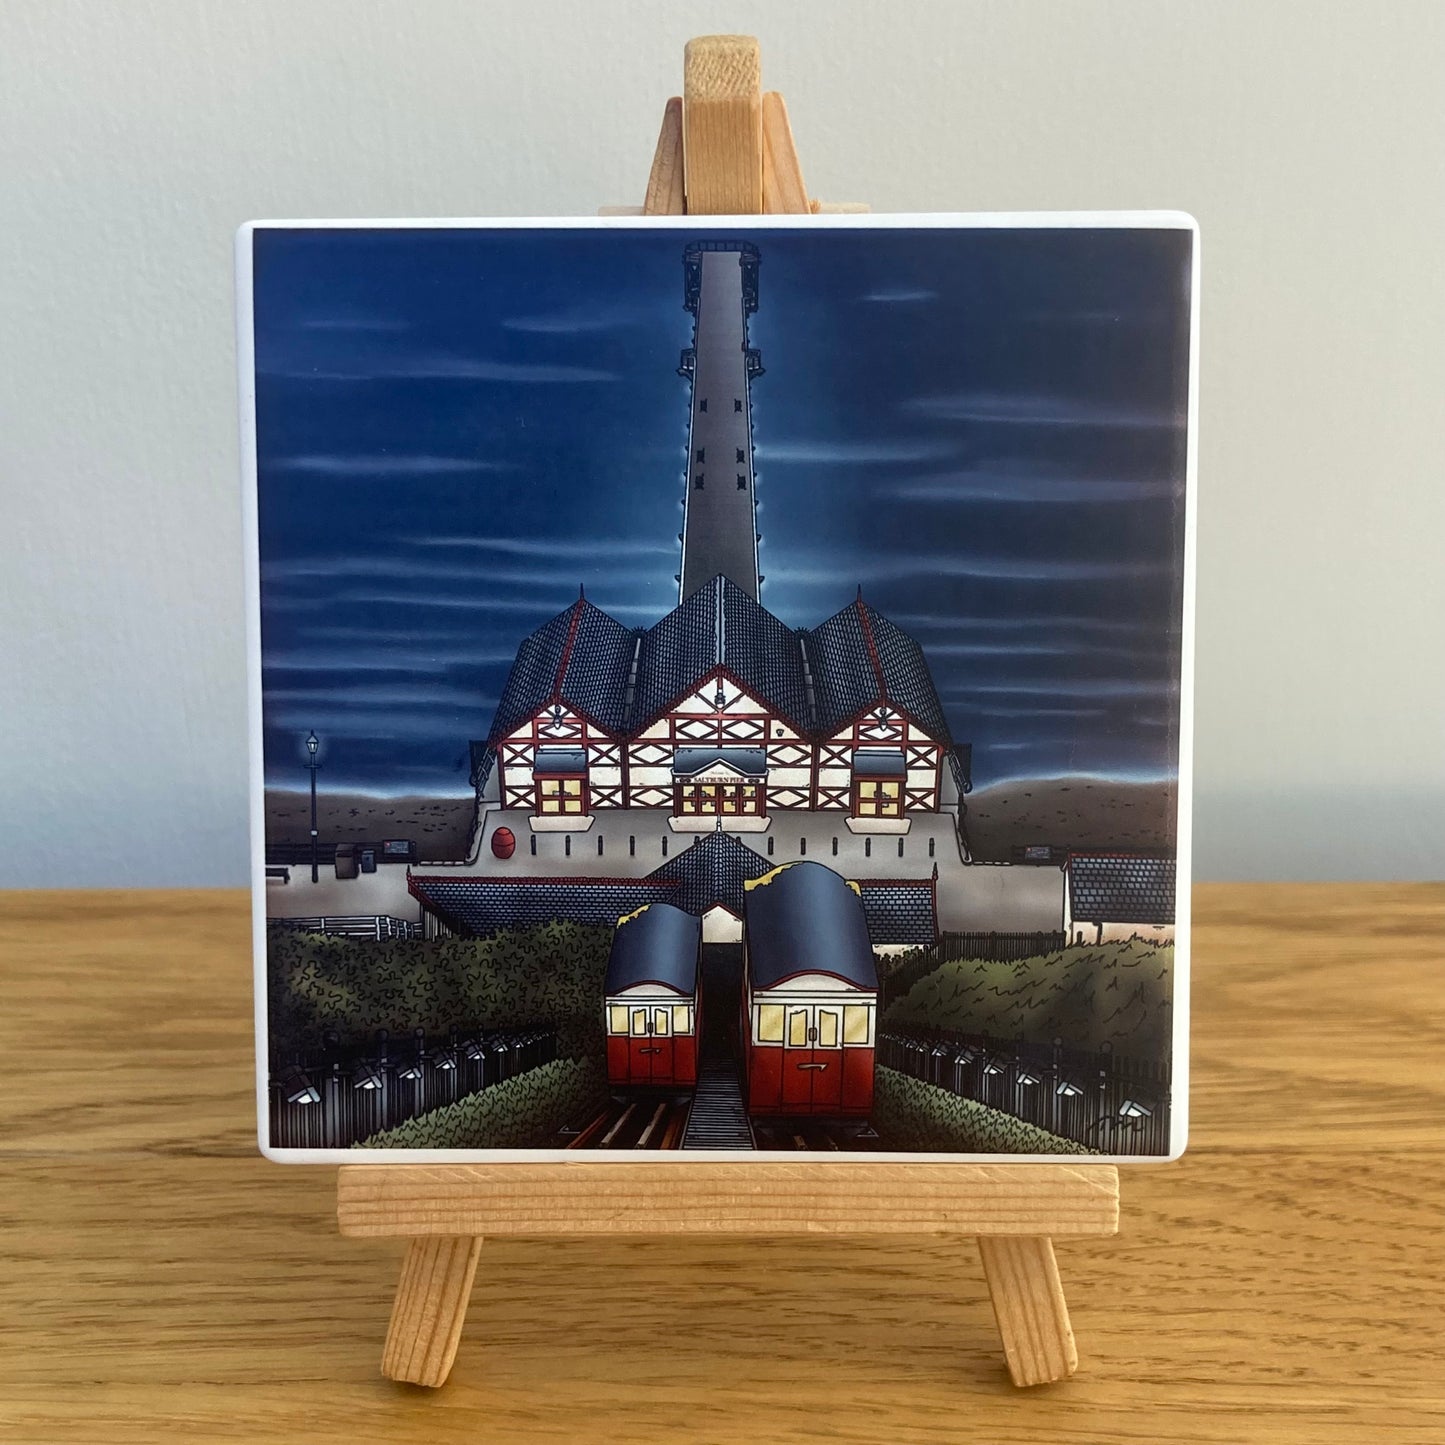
[853,596,889,704]
[550,598,586,700]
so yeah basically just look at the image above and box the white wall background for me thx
[1,0,1441,888]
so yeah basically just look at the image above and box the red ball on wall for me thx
[490,826,516,860]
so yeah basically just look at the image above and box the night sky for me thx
[252,223,1191,796]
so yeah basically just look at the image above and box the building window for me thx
[675,780,765,817]
[694,472,704,489]
[737,474,747,490]
[852,777,903,819]
[564,835,571,857]
[695,447,705,462]
[699,397,708,412]
[597,835,604,856]
[734,398,742,412]
[928,837,936,857]
[629,834,636,857]
[898,837,905,858]
[767,835,775,856]
[536,775,587,815]
[831,836,838,856]
[799,837,807,855]
[865,837,872,857]
[736,448,745,464]
[530,834,537,856]
[661,836,668,857]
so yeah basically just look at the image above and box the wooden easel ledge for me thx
[336,34,1122,1394]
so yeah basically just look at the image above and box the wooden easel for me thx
[335,35,1120,1391]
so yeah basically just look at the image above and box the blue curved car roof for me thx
[743,861,879,992]
[604,902,701,995]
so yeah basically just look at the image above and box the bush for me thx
[883,939,1173,1065]
[872,1067,1096,1155]
[356,1057,609,1149]
[267,920,613,1054]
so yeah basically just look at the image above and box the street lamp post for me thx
[305,730,321,883]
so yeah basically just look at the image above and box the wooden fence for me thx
[268,1025,556,1150]
[936,930,1067,963]
[877,1027,1171,1157]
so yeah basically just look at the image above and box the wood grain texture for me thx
[642,95,684,216]
[337,1162,1118,1237]
[977,1235,1077,1386]
[682,35,762,214]
[761,91,808,214]
[2,884,1444,1441]
[382,1236,481,1387]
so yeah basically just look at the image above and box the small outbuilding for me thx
[1063,853,1176,945]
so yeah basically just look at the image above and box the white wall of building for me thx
[1,1,1441,886]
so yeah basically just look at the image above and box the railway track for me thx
[561,1097,691,1150]
[559,1099,886,1152]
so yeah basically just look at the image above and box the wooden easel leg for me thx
[976,1236,1078,1387]
[381,1236,482,1387]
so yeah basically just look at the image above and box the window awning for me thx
[532,747,588,776]
[672,747,768,778]
[851,748,906,777]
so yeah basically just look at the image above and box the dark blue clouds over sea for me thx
[253,225,1191,795]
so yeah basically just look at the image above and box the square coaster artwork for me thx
[240,214,1196,1162]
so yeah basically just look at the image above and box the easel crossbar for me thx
[337,1163,1119,1238]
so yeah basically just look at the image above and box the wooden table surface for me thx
[1,885,1442,1443]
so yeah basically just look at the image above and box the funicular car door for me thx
[781,1005,813,1110]
[649,1004,674,1084]
[810,1005,844,1111]
[628,1004,674,1084]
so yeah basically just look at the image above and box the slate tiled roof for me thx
[721,578,811,732]
[410,842,937,946]
[604,903,701,996]
[1067,855,1176,924]
[632,579,720,724]
[484,580,957,754]
[862,605,951,742]
[645,830,772,917]
[807,598,878,736]
[855,881,937,945]
[408,874,678,936]
[488,598,637,743]
[743,861,879,991]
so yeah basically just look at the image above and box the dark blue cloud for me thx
[252,224,1191,794]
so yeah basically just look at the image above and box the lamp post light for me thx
[304,730,321,882]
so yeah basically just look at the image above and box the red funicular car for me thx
[603,903,702,1091]
[741,861,879,1117]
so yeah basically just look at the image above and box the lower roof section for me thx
[409,832,936,946]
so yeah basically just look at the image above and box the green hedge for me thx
[356,1057,609,1150]
[872,1067,1096,1155]
[267,920,612,1053]
[883,939,1173,1064]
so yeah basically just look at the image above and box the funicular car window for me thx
[787,1008,809,1047]
[843,1004,871,1044]
[630,1008,649,1036]
[757,1004,783,1042]
[652,1007,671,1036]
[671,1004,691,1033]
[817,1009,840,1048]
[608,1005,629,1034]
